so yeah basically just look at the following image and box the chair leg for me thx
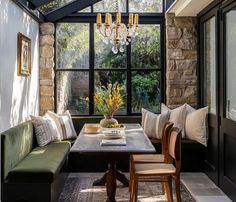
[175,176,181,202]
[161,176,165,195]
[129,158,133,192]
[133,176,139,202]
[130,173,135,202]
[165,177,173,202]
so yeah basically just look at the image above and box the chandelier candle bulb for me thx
[108,14,112,25]
[134,14,139,25]
[105,13,110,25]
[96,13,102,25]
[116,12,121,24]
[129,13,134,25]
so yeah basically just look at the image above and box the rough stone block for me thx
[167,40,179,49]
[40,86,54,96]
[167,60,176,70]
[40,35,54,46]
[40,23,55,35]
[183,50,197,60]
[39,57,46,68]
[168,49,184,60]
[40,46,54,58]
[184,86,197,98]
[40,96,54,110]
[40,79,53,86]
[167,27,182,40]
[45,58,54,68]
[178,39,197,50]
[40,68,54,80]
[174,17,197,28]
[183,27,196,39]
[166,16,174,27]
[176,60,197,70]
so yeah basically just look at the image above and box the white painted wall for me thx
[0,0,39,132]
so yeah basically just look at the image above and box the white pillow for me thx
[185,104,208,146]
[46,111,64,140]
[161,103,187,138]
[59,110,77,140]
[30,115,61,146]
[142,108,170,139]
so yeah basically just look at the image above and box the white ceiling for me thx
[167,0,214,16]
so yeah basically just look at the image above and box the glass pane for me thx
[57,71,89,115]
[132,71,161,113]
[93,0,126,12]
[226,9,236,121]
[94,71,127,114]
[56,23,89,69]
[77,6,91,13]
[129,0,162,13]
[131,25,161,69]
[39,0,74,13]
[203,17,216,114]
[94,25,126,69]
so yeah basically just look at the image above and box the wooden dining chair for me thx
[129,122,174,192]
[129,127,182,202]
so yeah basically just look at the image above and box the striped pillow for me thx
[59,111,77,140]
[46,110,77,140]
[31,115,61,146]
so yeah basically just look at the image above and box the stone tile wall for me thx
[166,13,198,109]
[39,23,55,115]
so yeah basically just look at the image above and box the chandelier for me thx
[96,0,139,54]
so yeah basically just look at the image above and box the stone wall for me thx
[39,23,55,115]
[166,13,198,109]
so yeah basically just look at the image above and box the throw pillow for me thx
[161,103,187,138]
[59,110,77,140]
[185,104,208,146]
[141,108,170,139]
[46,111,64,140]
[30,115,61,146]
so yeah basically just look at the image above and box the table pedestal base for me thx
[93,160,129,202]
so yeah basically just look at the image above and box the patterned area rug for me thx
[59,173,195,202]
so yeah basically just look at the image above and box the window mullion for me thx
[127,43,132,115]
[89,23,95,115]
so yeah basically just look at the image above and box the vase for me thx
[100,115,118,128]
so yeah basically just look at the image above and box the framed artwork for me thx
[17,32,31,76]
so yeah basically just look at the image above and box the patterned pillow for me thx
[141,108,170,139]
[30,115,61,146]
[161,103,187,138]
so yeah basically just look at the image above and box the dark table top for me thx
[71,124,155,155]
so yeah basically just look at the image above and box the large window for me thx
[55,0,164,115]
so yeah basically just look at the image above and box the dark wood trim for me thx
[45,0,102,22]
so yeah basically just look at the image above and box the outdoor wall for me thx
[165,13,198,109]
[0,0,39,132]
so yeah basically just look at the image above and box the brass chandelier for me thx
[96,0,139,54]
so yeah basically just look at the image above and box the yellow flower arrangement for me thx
[92,83,124,117]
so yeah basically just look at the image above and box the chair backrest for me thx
[168,127,182,172]
[161,122,174,162]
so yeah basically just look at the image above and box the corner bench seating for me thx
[70,116,206,172]
[1,121,71,202]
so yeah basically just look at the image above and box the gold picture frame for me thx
[17,32,31,76]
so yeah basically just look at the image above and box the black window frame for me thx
[54,0,166,116]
